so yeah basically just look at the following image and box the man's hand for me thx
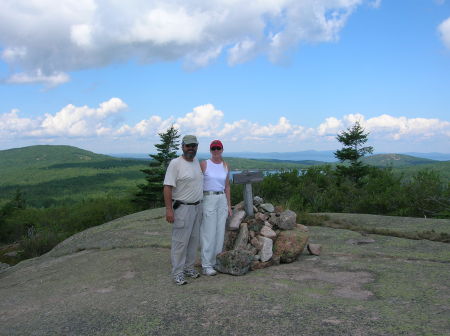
[163,185,174,223]
[166,208,175,223]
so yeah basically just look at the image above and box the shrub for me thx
[19,230,67,259]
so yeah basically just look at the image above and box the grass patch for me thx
[300,212,450,243]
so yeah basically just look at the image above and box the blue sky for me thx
[0,0,449,154]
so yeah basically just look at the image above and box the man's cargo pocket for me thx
[173,219,185,229]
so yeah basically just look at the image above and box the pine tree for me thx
[135,125,180,207]
[334,121,373,184]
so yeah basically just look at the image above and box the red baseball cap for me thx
[210,140,223,149]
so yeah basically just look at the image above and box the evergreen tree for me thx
[135,126,180,207]
[334,121,373,184]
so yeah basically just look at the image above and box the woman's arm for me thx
[200,160,207,173]
[224,162,232,216]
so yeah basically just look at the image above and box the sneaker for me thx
[202,267,217,276]
[184,268,200,278]
[173,273,188,285]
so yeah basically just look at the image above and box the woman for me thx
[200,139,232,276]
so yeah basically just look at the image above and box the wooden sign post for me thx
[233,171,264,216]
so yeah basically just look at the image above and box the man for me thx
[163,135,203,285]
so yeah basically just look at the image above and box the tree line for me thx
[1,122,448,263]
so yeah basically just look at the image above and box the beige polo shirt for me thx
[164,156,203,203]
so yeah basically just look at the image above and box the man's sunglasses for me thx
[211,146,222,151]
[184,143,198,148]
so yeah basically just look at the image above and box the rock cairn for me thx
[215,196,317,276]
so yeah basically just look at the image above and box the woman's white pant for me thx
[200,193,228,268]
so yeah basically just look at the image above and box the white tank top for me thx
[203,159,228,192]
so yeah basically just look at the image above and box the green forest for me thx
[1,141,449,265]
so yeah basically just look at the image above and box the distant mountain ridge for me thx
[111,150,450,162]
[362,154,437,167]
[2,146,449,171]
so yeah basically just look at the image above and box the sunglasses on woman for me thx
[211,146,222,151]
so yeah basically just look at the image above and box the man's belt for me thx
[172,199,201,209]
[203,191,224,195]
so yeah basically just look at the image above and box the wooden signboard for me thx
[232,171,264,216]
[233,171,263,184]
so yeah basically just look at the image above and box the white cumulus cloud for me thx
[0,0,366,86]
[6,69,70,87]
[438,16,450,50]
[1,101,449,152]
[0,98,127,139]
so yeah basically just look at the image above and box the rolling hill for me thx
[0,145,149,206]
[0,145,112,169]
[362,153,437,167]
[1,145,448,207]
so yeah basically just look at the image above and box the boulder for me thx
[278,210,297,230]
[273,228,309,263]
[215,250,254,276]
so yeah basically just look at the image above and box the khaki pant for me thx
[171,203,202,276]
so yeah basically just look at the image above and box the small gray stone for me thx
[233,223,249,250]
[228,210,246,231]
[260,203,275,213]
[250,237,262,250]
[268,213,280,227]
[278,210,297,230]
[255,212,269,222]
[260,225,277,239]
[258,236,273,262]
[307,243,322,256]
[253,196,264,206]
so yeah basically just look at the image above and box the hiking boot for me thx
[184,268,200,278]
[173,273,188,285]
[202,267,217,276]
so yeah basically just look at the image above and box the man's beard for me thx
[183,148,197,160]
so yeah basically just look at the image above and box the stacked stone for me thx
[215,196,313,276]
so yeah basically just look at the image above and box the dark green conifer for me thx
[334,121,373,184]
[135,125,180,207]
